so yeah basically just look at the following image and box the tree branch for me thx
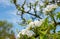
[57,22,60,25]
[26,12,42,19]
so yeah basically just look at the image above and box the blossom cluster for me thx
[17,19,44,38]
[17,29,35,38]
[43,4,58,14]
[26,19,44,30]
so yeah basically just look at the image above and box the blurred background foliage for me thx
[0,20,16,39]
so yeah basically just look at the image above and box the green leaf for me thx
[53,34,57,39]
[26,19,32,24]
[57,12,60,19]
[39,35,44,39]
[29,36,35,39]
[39,35,48,39]
[20,34,28,39]
[40,28,48,35]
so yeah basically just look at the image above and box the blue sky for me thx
[0,0,26,36]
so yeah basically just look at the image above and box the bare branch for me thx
[57,22,60,25]
[26,12,42,19]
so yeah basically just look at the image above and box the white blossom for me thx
[57,0,60,2]
[34,20,40,26]
[17,29,35,38]
[17,34,20,39]
[26,19,44,29]
[43,4,58,14]
[25,30,35,37]
[34,20,43,27]
[43,8,49,14]
[39,1,45,6]
[28,22,35,28]
[47,4,58,9]
[36,7,40,11]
